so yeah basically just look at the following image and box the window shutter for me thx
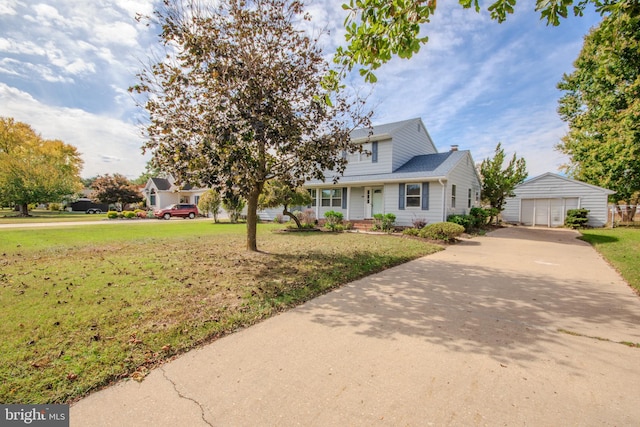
[399,183,405,210]
[342,187,347,209]
[422,182,429,210]
[372,141,378,163]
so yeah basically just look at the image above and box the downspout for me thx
[439,178,446,222]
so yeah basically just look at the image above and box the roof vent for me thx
[450,145,459,152]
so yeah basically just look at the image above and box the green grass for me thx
[0,209,107,223]
[579,227,640,294]
[0,221,442,404]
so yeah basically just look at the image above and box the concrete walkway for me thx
[71,227,640,426]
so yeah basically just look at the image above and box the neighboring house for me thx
[502,173,614,228]
[260,118,482,227]
[142,176,208,210]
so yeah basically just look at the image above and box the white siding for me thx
[342,139,392,176]
[503,173,613,227]
[391,120,438,171]
[349,187,366,220]
[384,181,446,227]
[443,153,482,218]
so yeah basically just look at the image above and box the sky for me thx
[0,0,603,180]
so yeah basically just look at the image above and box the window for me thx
[308,189,317,207]
[150,189,156,206]
[180,195,190,203]
[399,182,429,210]
[451,185,456,208]
[406,184,421,208]
[321,189,342,207]
[195,195,200,206]
[346,143,372,163]
[468,188,472,208]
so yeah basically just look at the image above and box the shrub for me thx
[134,209,146,218]
[565,208,589,229]
[469,207,490,228]
[122,211,136,219]
[274,213,285,224]
[402,228,420,236]
[324,210,344,231]
[419,222,465,242]
[107,211,118,219]
[298,209,316,227]
[412,217,428,229]
[48,203,61,211]
[372,213,396,232]
[447,214,472,231]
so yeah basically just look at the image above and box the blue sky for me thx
[0,0,602,179]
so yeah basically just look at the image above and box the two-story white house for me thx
[261,117,482,227]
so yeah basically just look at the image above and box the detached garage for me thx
[502,173,614,228]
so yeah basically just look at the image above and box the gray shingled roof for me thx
[151,178,172,190]
[308,150,469,185]
[394,152,453,173]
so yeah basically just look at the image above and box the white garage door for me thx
[521,198,579,227]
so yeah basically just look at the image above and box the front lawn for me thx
[0,222,442,403]
[0,209,107,223]
[580,227,640,294]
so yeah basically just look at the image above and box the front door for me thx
[365,187,384,218]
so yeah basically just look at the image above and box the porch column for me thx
[346,187,351,221]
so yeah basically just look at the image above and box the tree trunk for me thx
[283,205,303,229]
[18,203,30,217]
[246,185,261,252]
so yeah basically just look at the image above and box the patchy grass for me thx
[0,222,442,403]
[579,227,640,294]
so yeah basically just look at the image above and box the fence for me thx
[608,205,639,227]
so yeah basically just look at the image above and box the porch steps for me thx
[351,220,374,231]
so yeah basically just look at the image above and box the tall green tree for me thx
[556,10,640,219]
[132,0,370,251]
[0,117,83,216]
[329,0,639,86]
[222,192,246,224]
[259,180,312,229]
[480,143,528,222]
[198,189,222,222]
[90,174,142,210]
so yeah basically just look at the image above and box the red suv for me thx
[154,204,199,220]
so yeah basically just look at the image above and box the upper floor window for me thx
[346,142,372,163]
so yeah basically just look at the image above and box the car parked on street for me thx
[154,204,199,220]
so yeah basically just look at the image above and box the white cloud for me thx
[0,0,603,183]
[0,83,149,178]
[0,0,20,16]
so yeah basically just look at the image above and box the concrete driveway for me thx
[71,227,640,426]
